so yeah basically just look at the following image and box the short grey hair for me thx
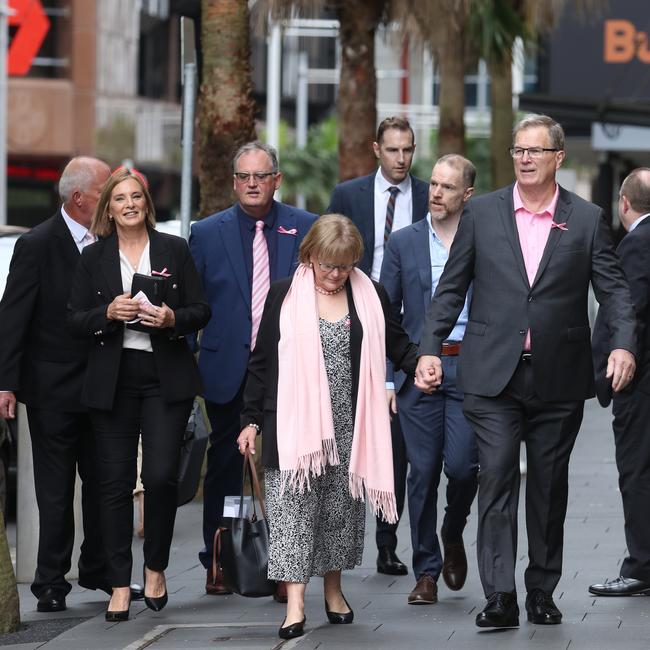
[513,114,565,151]
[435,154,476,188]
[58,157,100,203]
[232,141,279,173]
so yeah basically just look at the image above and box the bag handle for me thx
[211,526,225,586]
[237,448,267,521]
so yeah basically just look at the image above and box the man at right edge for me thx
[415,114,637,628]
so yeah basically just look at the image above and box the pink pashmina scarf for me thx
[276,263,397,523]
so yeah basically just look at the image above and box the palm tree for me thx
[198,0,257,216]
[0,515,19,633]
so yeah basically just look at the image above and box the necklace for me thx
[314,283,345,295]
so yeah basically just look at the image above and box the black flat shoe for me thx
[278,616,306,639]
[475,592,519,628]
[143,566,168,612]
[325,595,354,624]
[105,603,130,622]
[525,589,562,625]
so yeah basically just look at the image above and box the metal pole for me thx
[179,61,196,241]
[295,52,308,209]
[0,2,9,226]
[266,20,281,153]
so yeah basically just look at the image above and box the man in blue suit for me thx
[381,155,479,604]
[190,142,317,594]
[328,116,429,575]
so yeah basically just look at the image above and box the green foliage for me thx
[279,116,339,214]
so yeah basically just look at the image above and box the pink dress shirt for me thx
[513,182,559,351]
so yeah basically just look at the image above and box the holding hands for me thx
[414,355,443,394]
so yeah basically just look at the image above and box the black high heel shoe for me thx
[105,592,130,622]
[278,616,306,639]
[143,565,168,612]
[325,594,354,624]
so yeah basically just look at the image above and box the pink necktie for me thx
[81,231,96,249]
[250,220,270,350]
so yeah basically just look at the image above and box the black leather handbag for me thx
[213,450,275,597]
[176,399,210,507]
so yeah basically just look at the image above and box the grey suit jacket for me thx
[420,184,637,402]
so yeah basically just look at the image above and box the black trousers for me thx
[612,385,650,583]
[375,411,407,551]
[462,359,584,596]
[27,407,106,598]
[199,387,245,568]
[90,350,192,587]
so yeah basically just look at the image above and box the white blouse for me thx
[120,242,153,352]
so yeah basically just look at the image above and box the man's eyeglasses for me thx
[233,171,277,183]
[317,261,355,274]
[509,147,560,159]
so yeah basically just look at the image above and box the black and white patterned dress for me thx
[265,314,366,583]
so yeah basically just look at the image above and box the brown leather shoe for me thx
[206,566,232,595]
[408,574,438,604]
[273,581,288,603]
[442,537,467,591]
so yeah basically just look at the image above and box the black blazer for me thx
[327,172,429,275]
[420,184,637,402]
[67,227,211,410]
[0,212,90,411]
[592,217,650,407]
[240,275,419,469]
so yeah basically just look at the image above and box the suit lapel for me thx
[411,177,428,222]
[531,187,573,289]
[358,174,376,256]
[52,213,81,269]
[148,228,172,300]
[275,206,298,280]
[497,185,530,288]
[99,231,124,298]
[411,220,433,304]
[220,213,251,308]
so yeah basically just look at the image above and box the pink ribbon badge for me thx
[277,226,298,236]
[152,267,171,278]
[551,222,568,231]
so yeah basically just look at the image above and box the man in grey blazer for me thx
[381,155,479,605]
[328,116,429,575]
[416,114,637,628]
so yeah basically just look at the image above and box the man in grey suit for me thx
[381,155,479,605]
[416,114,637,628]
[328,116,429,575]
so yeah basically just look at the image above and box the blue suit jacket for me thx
[189,201,317,404]
[380,219,433,391]
[327,171,429,275]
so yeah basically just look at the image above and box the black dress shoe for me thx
[525,588,562,624]
[376,546,408,575]
[278,616,306,639]
[37,588,67,613]
[475,592,519,628]
[105,602,130,622]
[589,576,650,596]
[325,594,354,623]
[143,566,168,612]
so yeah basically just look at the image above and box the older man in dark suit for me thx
[589,168,650,597]
[0,157,122,612]
[416,114,637,628]
[328,116,429,575]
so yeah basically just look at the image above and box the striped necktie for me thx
[250,220,270,350]
[384,186,400,243]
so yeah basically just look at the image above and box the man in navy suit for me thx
[190,142,317,594]
[590,168,650,597]
[381,154,478,605]
[328,116,429,575]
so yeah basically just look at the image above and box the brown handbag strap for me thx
[211,526,225,584]
[244,448,267,520]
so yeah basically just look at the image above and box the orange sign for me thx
[8,0,51,76]
[604,19,650,64]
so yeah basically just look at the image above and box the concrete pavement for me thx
[2,398,649,649]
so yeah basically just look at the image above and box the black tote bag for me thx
[176,399,211,507]
[213,450,275,597]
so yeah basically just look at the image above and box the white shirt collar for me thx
[374,169,412,195]
[629,212,650,232]
[60,206,92,245]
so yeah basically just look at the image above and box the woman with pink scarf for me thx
[237,214,418,640]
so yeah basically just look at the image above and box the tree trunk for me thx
[335,1,385,181]
[198,0,257,217]
[435,9,466,157]
[488,55,515,189]
[0,516,19,634]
